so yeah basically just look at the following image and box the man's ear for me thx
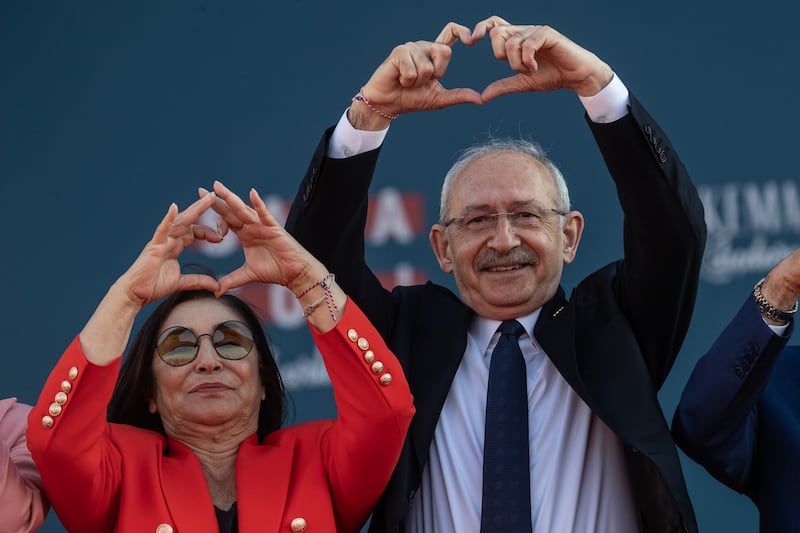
[429,225,454,273]
[561,211,585,264]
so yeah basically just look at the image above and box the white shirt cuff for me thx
[328,108,389,159]
[579,74,630,124]
[767,320,789,336]
[327,76,628,158]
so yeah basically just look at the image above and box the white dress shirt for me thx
[405,312,639,533]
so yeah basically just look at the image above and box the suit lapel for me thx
[534,287,593,407]
[160,439,219,533]
[409,289,473,470]
[236,436,293,533]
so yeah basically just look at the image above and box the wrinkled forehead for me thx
[161,298,244,331]
[449,151,559,211]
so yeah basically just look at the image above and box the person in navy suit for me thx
[288,16,705,533]
[673,248,800,533]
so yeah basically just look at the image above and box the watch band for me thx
[753,279,798,323]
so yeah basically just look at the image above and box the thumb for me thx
[176,274,221,294]
[481,76,530,102]
[217,268,256,296]
[433,87,483,108]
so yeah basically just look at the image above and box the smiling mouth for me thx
[486,264,527,272]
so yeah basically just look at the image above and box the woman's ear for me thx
[147,394,158,414]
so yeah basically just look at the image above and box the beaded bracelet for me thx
[352,89,399,121]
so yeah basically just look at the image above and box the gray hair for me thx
[439,138,571,223]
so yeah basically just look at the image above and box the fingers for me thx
[151,203,180,244]
[473,16,550,68]
[427,43,454,83]
[480,23,559,74]
[434,21,472,46]
[213,182,285,241]
[479,23,611,95]
[249,188,280,228]
[212,181,250,213]
[471,15,510,42]
[502,31,537,74]
[184,224,225,246]
[390,41,453,88]
[382,41,481,108]
[201,186,244,233]
[391,24,469,87]
[488,24,541,67]
[212,180,258,228]
[167,192,217,239]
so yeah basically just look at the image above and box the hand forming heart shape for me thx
[348,16,614,129]
[120,180,329,309]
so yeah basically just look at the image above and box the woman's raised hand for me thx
[206,181,326,296]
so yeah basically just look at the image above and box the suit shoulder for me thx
[571,260,623,295]
[393,281,462,305]
[265,420,335,445]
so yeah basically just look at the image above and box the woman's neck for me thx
[167,426,251,511]
[200,452,239,511]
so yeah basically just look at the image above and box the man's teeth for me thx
[488,264,522,272]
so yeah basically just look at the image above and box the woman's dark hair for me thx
[107,290,286,442]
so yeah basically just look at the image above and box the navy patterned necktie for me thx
[480,319,532,533]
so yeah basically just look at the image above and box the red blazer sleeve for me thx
[26,338,124,533]
[311,299,415,532]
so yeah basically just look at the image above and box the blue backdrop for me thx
[3,1,798,531]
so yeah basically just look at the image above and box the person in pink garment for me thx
[0,397,48,532]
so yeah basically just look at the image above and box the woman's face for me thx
[148,298,265,441]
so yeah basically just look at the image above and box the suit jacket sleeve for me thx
[26,339,124,533]
[672,295,790,492]
[311,299,415,532]
[0,398,48,533]
[285,128,398,339]
[587,94,707,387]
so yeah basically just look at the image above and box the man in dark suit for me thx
[287,16,705,533]
[673,249,800,533]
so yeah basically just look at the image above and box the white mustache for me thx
[475,247,538,270]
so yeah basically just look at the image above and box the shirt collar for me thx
[470,308,542,358]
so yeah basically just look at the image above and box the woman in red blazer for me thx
[27,182,414,533]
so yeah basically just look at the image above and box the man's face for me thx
[429,151,583,320]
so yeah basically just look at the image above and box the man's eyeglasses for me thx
[443,207,567,234]
[156,321,255,367]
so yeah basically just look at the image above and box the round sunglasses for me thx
[156,321,255,367]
